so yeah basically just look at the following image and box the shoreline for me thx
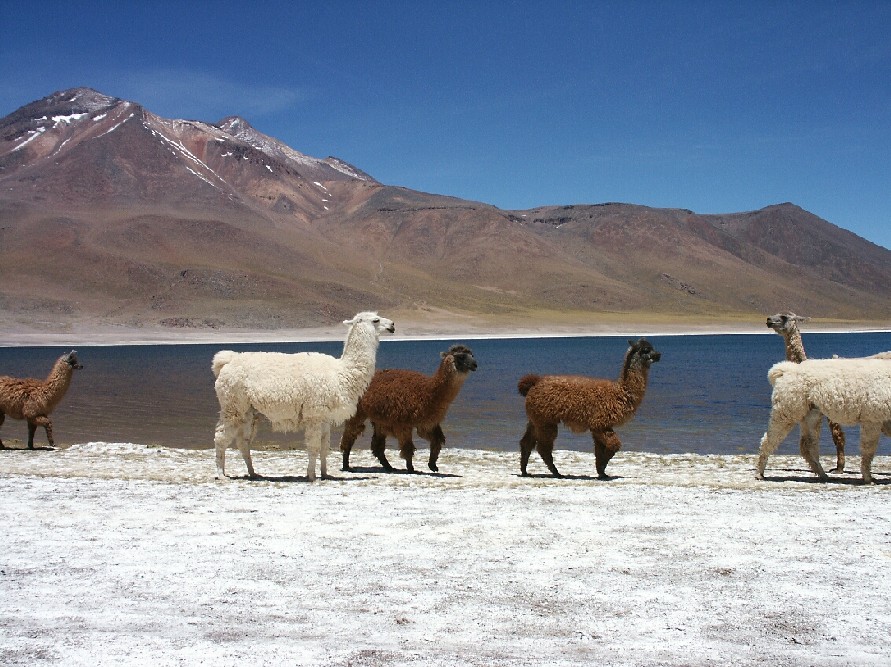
[2,320,890,347]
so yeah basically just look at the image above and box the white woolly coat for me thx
[767,358,891,426]
[213,350,373,431]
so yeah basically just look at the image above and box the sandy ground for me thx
[1,443,890,666]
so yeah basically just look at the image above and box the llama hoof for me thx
[597,473,613,481]
[428,462,439,473]
[406,463,415,473]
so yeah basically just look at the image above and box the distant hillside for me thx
[1,88,889,334]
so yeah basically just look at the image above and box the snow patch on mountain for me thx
[95,112,135,138]
[51,113,89,126]
[11,127,45,152]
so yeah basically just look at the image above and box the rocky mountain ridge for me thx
[1,88,889,333]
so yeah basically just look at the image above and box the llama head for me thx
[626,338,661,368]
[766,312,809,334]
[62,350,84,370]
[441,344,478,374]
[343,311,396,335]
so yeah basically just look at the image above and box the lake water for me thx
[1,332,889,457]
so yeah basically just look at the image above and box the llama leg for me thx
[756,413,798,479]
[419,425,445,473]
[370,426,393,471]
[28,416,53,448]
[397,428,417,473]
[858,423,881,485]
[320,423,331,479]
[214,419,236,479]
[519,422,536,476]
[339,416,366,471]
[534,422,562,478]
[593,429,621,480]
[0,412,5,448]
[828,419,846,473]
[304,423,323,481]
[247,413,260,445]
[800,408,828,480]
[234,416,257,479]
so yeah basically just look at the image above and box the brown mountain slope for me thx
[1,88,889,335]
[510,203,891,318]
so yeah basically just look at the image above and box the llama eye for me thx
[373,318,380,323]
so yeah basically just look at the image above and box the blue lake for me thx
[1,332,889,456]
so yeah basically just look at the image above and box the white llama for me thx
[757,357,891,484]
[212,312,395,481]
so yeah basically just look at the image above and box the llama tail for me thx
[517,374,541,397]
[767,361,797,386]
[212,350,238,378]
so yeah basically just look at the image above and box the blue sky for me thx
[2,1,890,249]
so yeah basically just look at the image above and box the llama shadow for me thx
[0,444,56,452]
[344,465,461,479]
[234,474,374,483]
[518,472,618,482]
[759,468,889,486]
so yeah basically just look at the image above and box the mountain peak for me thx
[36,87,122,116]
[217,116,253,135]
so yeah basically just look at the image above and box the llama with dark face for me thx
[0,350,83,449]
[340,344,478,473]
[518,339,660,479]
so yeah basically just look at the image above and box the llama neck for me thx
[783,328,807,362]
[339,322,380,385]
[618,358,650,408]
[429,366,468,414]
[44,360,74,410]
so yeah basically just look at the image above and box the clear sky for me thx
[2,0,890,250]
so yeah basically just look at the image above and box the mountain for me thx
[1,87,890,334]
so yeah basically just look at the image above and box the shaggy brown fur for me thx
[340,344,478,473]
[518,338,660,479]
[0,351,83,449]
[766,312,847,472]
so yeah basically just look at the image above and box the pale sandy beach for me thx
[1,315,889,347]
[1,443,890,666]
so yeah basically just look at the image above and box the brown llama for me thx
[340,344,478,473]
[766,312,847,472]
[518,338,660,479]
[0,350,83,449]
